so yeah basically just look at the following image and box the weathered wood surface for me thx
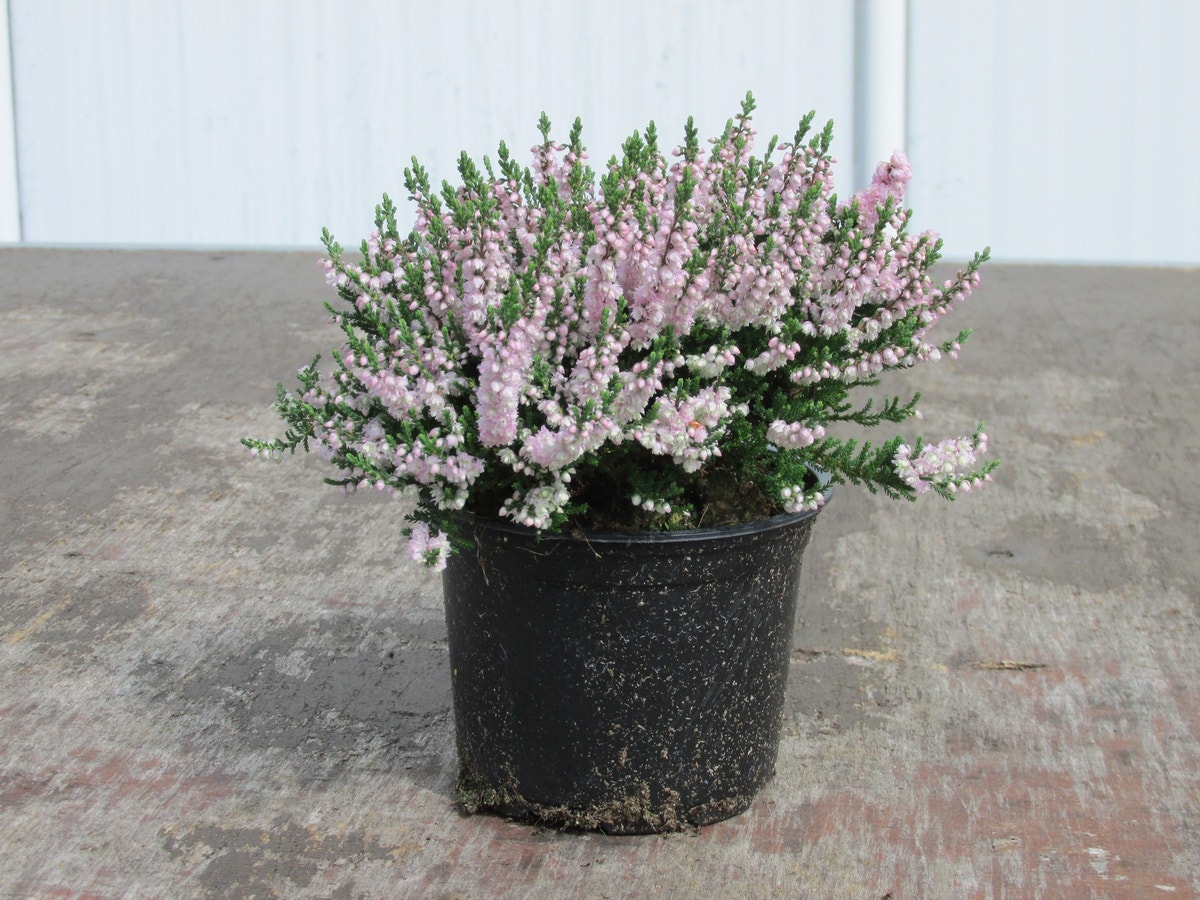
[1,251,1197,897]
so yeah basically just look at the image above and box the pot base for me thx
[455,764,756,834]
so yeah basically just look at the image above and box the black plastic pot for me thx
[442,486,830,834]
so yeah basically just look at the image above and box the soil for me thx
[455,764,751,834]
[557,462,790,534]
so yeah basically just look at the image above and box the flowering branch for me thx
[244,92,996,568]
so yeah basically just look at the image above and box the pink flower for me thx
[853,150,912,232]
[894,431,990,495]
[406,522,451,571]
[252,97,993,567]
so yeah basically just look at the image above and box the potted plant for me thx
[245,93,995,833]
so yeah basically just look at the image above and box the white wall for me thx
[5,0,1200,264]
[7,0,855,249]
[0,0,20,241]
[906,0,1200,265]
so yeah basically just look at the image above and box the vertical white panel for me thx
[854,0,908,190]
[907,0,1200,264]
[0,0,20,241]
[9,0,856,248]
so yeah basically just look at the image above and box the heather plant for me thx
[245,93,996,568]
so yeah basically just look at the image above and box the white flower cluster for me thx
[894,431,991,496]
[766,421,826,450]
[779,483,829,514]
[501,474,573,531]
